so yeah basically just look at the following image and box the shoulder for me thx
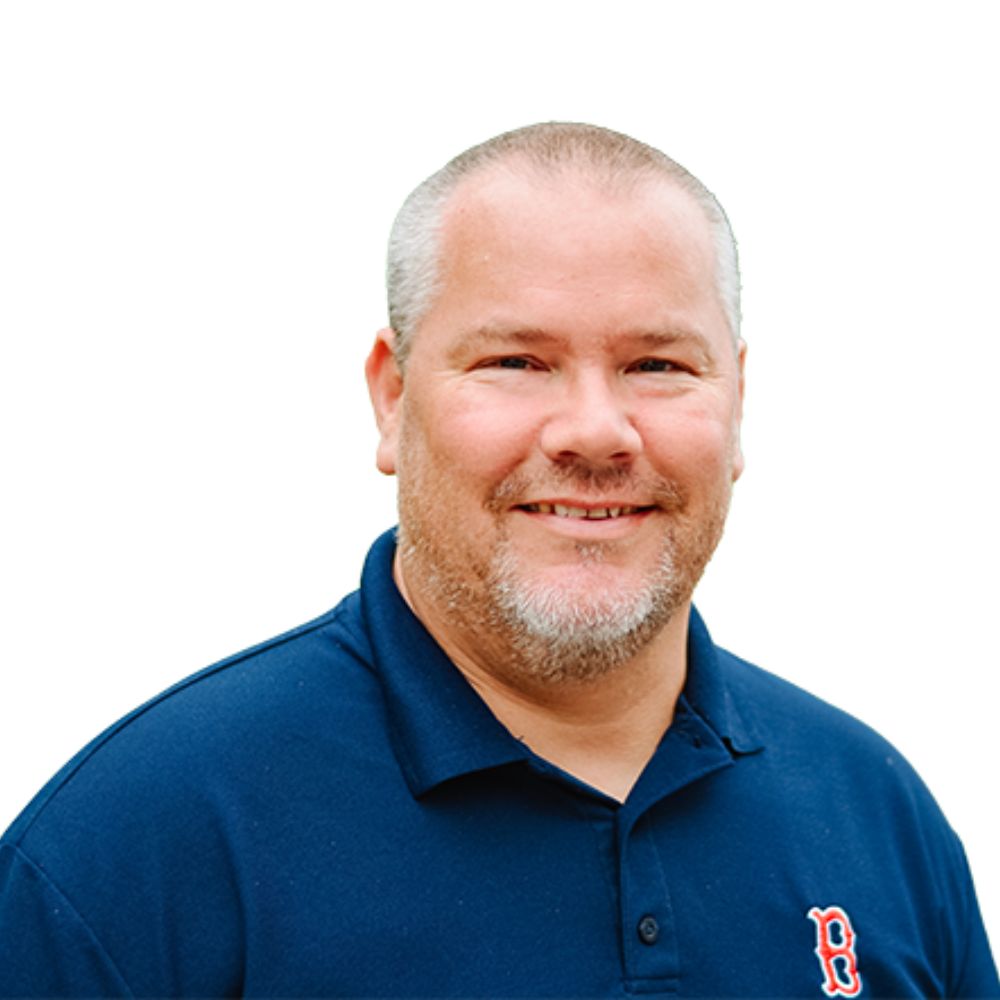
[719,644,914,760]
[714,644,966,876]
[0,589,402,993]
[2,591,380,852]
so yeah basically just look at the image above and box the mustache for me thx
[486,462,686,512]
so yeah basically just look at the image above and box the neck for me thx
[393,554,689,802]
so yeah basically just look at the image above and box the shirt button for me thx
[637,915,660,945]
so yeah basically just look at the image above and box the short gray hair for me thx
[386,122,741,369]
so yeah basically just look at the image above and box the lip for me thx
[517,499,656,516]
[513,500,657,538]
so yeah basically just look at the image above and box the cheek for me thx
[641,411,739,483]
[419,389,540,480]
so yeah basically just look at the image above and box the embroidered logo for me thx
[807,905,862,997]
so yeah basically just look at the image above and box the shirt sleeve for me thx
[951,843,1000,998]
[0,842,134,998]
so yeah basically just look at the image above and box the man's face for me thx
[369,168,745,685]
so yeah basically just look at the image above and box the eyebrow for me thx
[628,329,716,366]
[445,326,555,365]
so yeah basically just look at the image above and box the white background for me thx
[2,0,998,950]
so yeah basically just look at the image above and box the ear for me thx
[731,339,747,482]
[365,327,404,476]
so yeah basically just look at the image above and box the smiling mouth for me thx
[518,503,655,520]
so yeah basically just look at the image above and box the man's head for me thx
[386,122,741,372]
[367,123,745,689]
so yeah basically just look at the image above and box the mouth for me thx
[517,502,656,520]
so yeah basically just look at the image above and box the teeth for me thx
[525,503,642,519]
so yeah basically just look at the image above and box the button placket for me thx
[613,698,735,994]
[617,812,679,992]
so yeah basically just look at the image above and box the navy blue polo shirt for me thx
[1,529,997,997]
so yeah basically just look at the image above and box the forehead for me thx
[424,165,725,340]
[447,163,713,257]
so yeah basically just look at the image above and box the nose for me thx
[539,370,642,465]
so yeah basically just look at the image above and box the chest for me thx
[224,766,950,998]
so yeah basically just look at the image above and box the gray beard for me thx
[482,539,686,685]
[396,463,730,688]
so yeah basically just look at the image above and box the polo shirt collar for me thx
[359,529,764,799]
[684,607,765,756]
[360,530,531,797]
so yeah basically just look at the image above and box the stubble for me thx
[396,456,732,688]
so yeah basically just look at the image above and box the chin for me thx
[483,550,689,685]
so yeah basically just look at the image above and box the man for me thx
[1,122,996,997]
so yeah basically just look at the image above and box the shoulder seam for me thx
[2,843,136,996]
[950,836,987,996]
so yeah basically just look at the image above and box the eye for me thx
[476,355,545,371]
[630,358,680,374]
